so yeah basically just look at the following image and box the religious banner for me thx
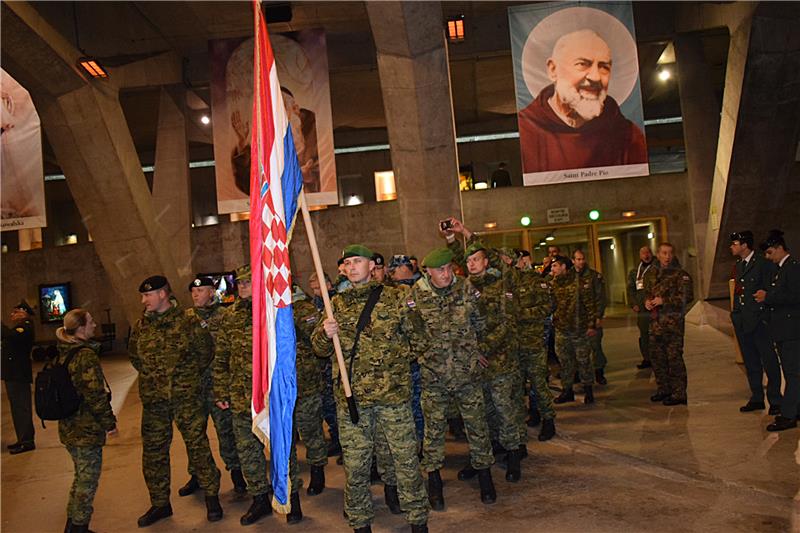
[509,2,649,186]
[1,69,46,231]
[210,28,338,214]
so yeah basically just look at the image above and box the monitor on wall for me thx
[197,272,237,305]
[39,282,72,324]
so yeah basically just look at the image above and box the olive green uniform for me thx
[551,270,598,390]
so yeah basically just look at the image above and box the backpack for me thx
[34,347,82,424]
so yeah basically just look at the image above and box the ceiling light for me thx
[200,115,211,125]
[658,68,671,82]
[447,15,465,43]
[78,57,108,78]
[545,234,555,241]
[539,240,547,246]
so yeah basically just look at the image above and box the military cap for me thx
[464,243,487,259]
[729,230,754,248]
[342,244,374,259]
[235,264,252,281]
[389,254,413,270]
[422,247,454,268]
[188,276,215,291]
[372,253,385,266]
[139,275,168,293]
[551,255,570,266]
[13,300,34,315]
[760,229,786,251]
[517,249,531,258]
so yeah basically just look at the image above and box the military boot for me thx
[64,518,72,533]
[286,492,303,524]
[240,493,271,525]
[178,475,199,497]
[69,524,95,533]
[205,495,223,522]
[505,448,522,482]
[538,418,556,441]
[427,470,444,511]
[411,523,429,533]
[457,464,478,481]
[137,504,173,528]
[477,468,496,504]
[231,468,247,494]
[307,465,325,496]
[383,484,402,514]
[353,526,372,533]
[527,404,541,427]
[554,388,574,404]
[583,385,595,404]
[595,368,607,385]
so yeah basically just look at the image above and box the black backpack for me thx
[34,347,82,424]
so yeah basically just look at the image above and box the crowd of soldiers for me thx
[49,217,798,533]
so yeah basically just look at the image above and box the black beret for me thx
[139,275,168,293]
[372,253,385,266]
[188,276,215,291]
[14,300,34,315]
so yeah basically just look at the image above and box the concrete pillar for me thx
[366,1,462,257]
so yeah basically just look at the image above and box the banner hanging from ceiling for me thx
[509,1,649,186]
[210,28,338,214]
[1,69,46,231]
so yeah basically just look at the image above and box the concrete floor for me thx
[2,319,799,533]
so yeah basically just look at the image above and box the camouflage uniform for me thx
[57,341,116,527]
[577,268,608,371]
[213,297,271,497]
[129,302,220,506]
[311,281,428,529]
[312,294,340,449]
[185,304,240,473]
[407,274,494,472]
[643,264,694,401]
[293,297,328,467]
[551,270,598,389]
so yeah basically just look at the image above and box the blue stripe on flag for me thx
[281,128,303,233]
[270,304,298,507]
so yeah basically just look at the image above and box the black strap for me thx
[346,285,384,383]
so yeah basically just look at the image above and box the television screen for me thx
[197,272,237,305]
[39,282,72,324]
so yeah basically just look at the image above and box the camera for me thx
[440,220,453,232]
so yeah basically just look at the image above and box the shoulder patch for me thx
[406,298,416,308]
[199,319,209,328]
[304,314,319,323]
[505,292,514,299]
[682,275,690,281]
[540,283,549,289]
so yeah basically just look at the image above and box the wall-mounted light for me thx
[447,15,465,43]
[588,209,601,221]
[658,68,671,82]
[610,243,616,251]
[622,210,637,218]
[345,195,364,206]
[484,222,497,230]
[520,216,531,227]
[65,233,78,245]
[78,57,109,78]
[647,232,655,239]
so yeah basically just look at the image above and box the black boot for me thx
[286,492,303,524]
[327,440,342,457]
[307,465,325,496]
[505,448,522,482]
[538,418,556,441]
[457,464,478,481]
[69,524,94,533]
[411,523,429,533]
[240,493,272,525]
[527,404,541,427]
[383,484,402,514]
[595,368,607,385]
[137,504,173,528]
[554,388,574,404]
[584,385,595,404]
[64,518,72,533]
[518,444,528,459]
[427,470,444,511]
[178,475,199,497]
[477,468,496,504]
[231,468,247,494]
[205,495,223,522]
[353,526,372,533]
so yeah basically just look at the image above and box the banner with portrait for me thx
[1,69,46,231]
[509,2,649,186]
[210,28,338,214]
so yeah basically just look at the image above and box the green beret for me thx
[235,264,252,281]
[422,247,454,268]
[342,244,374,260]
[464,243,486,259]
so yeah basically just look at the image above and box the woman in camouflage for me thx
[55,309,117,533]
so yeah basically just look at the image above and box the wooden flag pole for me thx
[298,191,359,423]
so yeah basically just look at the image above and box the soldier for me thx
[311,245,429,533]
[407,246,497,509]
[550,255,598,404]
[178,277,245,497]
[626,246,654,369]
[1,301,36,454]
[572,250,608,385]
[755,230,799,431]
[371,253,387,283]
[129,276,222,527]
[292,285,328,495]
[643,243,693,406]
[214,265,303,524]
[729,231,781,414]
[55,309,117,533]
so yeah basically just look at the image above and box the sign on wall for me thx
[509,2,649,186]
[1,69,46,232]
[210,28,338,214]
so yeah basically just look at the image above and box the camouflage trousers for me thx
[295,394,328,467]
[484,371,523,451]
[518,343,555,420]
[66,445,102,526]
[321,359,339,444]
[410,361,424,441]
[420,379,494,472]
[187,376,239,475]
[590,327,607,370]
[231,410,271,496]
[556,329,594,390]
[141,400,220,506]
[374,423,396,485]
[649,331,688,400]
[338,401,428,528]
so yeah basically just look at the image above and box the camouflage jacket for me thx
[186,303,227,386]
[643,263,694,335]
[467,271,519,378]
[576,267,607,319]
[311,281,419,406]
[57,341,116,447]
[406,275,484,387]
[516,269,554,346]
[213,297,253,414]
[551,270,598,332]
[129,302,212,405]
[293,297,324,399]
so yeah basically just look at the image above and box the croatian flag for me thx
[249,0,303,513]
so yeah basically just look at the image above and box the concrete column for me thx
[366,1,462,257]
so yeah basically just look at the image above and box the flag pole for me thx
[298,191,359,423]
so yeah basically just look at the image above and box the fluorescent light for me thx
[474,182,489,190]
